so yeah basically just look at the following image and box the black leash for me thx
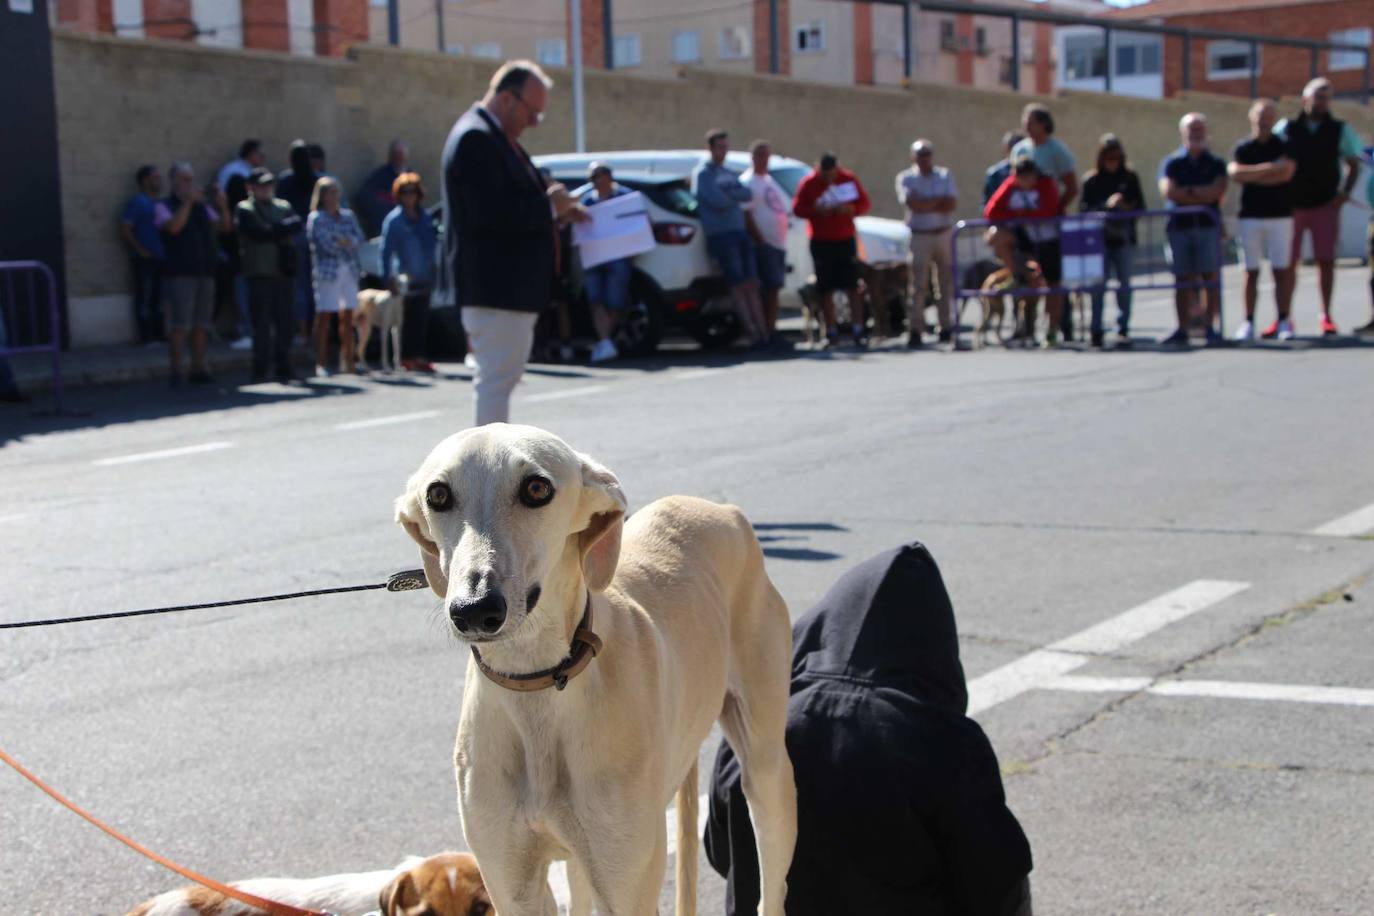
[0,569,430,630]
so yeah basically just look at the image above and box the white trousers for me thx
[461,306,538,427]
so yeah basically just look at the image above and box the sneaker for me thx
[1161,329,1190,347]
[1233,320,1255,342]
[1090,330,1105,349]
[1204,328,1223,347]
[937,328,953,344]
[315,365,332,378]
[907,330,924,349]
[1260,319,1280,340]
[589,339,619,363]
[1042,328,1061,349]
[230,336,254,351]
[463,353,478,370]
[1319,315,1338,336]
[1277,319,1295,341]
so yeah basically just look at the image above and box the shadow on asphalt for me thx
[754,521,849,562]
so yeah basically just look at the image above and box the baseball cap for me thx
[247,167,275,186]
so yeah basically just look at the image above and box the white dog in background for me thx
[355,274,407,372]
[395,424,797,916]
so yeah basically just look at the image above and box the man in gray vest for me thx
[1275,77,1364,337]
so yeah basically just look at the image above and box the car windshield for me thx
[767,165,809,197]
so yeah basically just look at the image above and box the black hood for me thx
[791,542,967,715]
[287,142,315,184]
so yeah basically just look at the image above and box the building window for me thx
[719,25,750,60]
[999,55,1016,86]
[1207,40,1259,79]
[671,29,700,63]
[975,26,987,56]
[613,33,642,68]
[1064,35,1105,80]
[1116,43,1136,76]
[1140,42,1160,74]
[536,38,566,68]
[795,20,825,54]
[1329,28,1371,71]
[471,42,501,59]
[940,19,957,52]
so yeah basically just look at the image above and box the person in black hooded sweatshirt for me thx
[705,542,1033,916]
[275,140,319,337]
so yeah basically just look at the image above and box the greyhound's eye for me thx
[426,481,454,511]
[519,475,555,508]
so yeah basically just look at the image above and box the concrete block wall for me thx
[52,30,1374,346]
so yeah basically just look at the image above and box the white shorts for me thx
[312,270,358,314]
[1237,217,1293,271]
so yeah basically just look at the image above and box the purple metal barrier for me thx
[0,261,63,411]
[949,206,1226,348]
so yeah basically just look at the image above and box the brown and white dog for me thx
[977,261,1047,347]
[355,274,407,373]
[126,851,489,916]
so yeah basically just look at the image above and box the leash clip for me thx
[387,569,429,592]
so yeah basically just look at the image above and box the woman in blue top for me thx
[379,172,438,372]
[578,162,634,364]
[307,177,365,376]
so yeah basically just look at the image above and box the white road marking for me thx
[967,580,1250,716]
[673,368,730,382]
[547,794,710,913]
[0,513,30,524]
[92,441,235,466]
[1042,674,1374,709]
[1311,501,1374,537]
[527,385,609,403]
[334,410,441,431]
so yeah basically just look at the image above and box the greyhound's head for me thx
[395,425,626,647]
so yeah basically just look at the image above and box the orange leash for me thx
[0,745,331,916]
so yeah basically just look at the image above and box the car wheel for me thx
[612,271,666,358]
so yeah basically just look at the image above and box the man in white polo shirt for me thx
[896,139,958,347]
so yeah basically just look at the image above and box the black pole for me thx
[1010,11,1020,91]
[435,0,444,53]
[1103,24,1113,94]
[1181,32,1190,91]
[769,0,779,73]
[903,0,913,79]
[1310,46,1318,80]
[603,0,614,69]
[1249,40,1258,99]
[387,0,399,45]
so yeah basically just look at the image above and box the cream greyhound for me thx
[396,424,797,916]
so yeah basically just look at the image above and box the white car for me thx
[534,150,911,351]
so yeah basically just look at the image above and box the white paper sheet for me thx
[573,191,656,269]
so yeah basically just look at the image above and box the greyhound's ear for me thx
[378,869,413,916]
[395,486,449,598]
[576,452,627,593]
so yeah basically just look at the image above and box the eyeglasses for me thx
[512,91,545,125]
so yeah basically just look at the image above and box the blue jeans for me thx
[131,256,164,343]
[291,234,314,324]
[1090,245,1133,336]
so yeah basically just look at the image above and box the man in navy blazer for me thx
[442,60,561,426]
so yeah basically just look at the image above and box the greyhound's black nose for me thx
[449,592,507,636]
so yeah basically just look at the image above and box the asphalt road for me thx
[4,263,1374,915]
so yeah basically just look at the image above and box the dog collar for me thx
[470,596,602,692]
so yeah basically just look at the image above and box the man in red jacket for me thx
[793,152,871,348]
[984,157,1062,347]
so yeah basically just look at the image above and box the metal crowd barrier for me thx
[0,260,63,411]
[948,206,1226,348]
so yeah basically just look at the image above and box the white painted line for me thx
[92,441,234,466]
[1049,580,1251,655]
[546,793,710,913]
[1311,501,1374,538]
[673,368,729,382]
[0,513,30,525]
[1148,679,1374,708]
[967,580,1250,717]
[526,385,609,403]
[334,410,441,431]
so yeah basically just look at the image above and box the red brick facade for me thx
[313,0,367,55]
[57,0,113,33]
[565,0,606,70]
[1033,22,1053,94]
[753,0,790,76]
[955,12,975,86]
[142,0,192,40]
[1137,1,1369,100]
[853,2,874,84]
[242,0,290,52]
